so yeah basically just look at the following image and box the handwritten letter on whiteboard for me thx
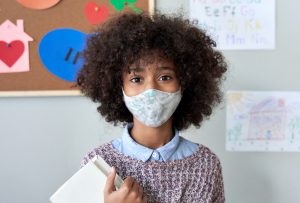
[189,0,275,50]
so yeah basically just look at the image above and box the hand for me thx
[104,167,147,203]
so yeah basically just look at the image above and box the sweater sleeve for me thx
[212,159,225,203]
[79,149,98,168]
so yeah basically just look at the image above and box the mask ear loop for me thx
[179,86,184,95]
[175,87,182,95]
[121,87,126,101]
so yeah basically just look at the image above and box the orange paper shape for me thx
[16,0,61,10]
[0,20,33,73]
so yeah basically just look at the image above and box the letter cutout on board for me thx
[0,20,33,73]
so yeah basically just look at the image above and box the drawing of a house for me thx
[248,97,287,140]
[0,19,33,73]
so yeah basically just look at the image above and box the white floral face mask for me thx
[122,88,182,128]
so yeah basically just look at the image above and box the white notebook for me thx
[50,156,124,203]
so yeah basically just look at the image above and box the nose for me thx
[144,77,158,91]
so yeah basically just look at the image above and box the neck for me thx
[130,118,174,149]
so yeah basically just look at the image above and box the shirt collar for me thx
[121,123,180,162]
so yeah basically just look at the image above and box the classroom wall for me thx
[1,0,300,203]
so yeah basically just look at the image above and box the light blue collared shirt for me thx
[111,123,199,162]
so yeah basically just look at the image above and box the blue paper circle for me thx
[38,28,88,82]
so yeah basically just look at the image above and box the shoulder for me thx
[173,136,199,158]
[191,142,223,173]
[179,136,222,166]
[80,142,112,168]
[178,136,198,151]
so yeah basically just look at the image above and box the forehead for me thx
[127,54,176,73]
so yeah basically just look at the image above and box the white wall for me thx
[1,0,300,203]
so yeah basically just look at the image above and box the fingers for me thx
[138,184,147,203]
[105,174,147,203]
[138,184,144,195]
[136,184,146,202]
[104,166,116,195]
[125,178,145,201]
[109,174,147,203]
[130,180,140,198]
[121,176,135,193]
[142,193,148,203]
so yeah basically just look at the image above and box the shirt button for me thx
[152,151,158,158]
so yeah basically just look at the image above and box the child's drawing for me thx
[226,91,300,151]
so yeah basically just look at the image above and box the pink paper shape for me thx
[0,19,33,73]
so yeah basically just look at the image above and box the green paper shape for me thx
[110,0,124,11]
[110,0,141,13]
[127,3,142,13]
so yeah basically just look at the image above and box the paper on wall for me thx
[189,0,276,50]
[226,91,300,151]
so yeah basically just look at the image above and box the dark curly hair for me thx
[76,12,227,131]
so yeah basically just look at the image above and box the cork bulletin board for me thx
[0,0,154,97]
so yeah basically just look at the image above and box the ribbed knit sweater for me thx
[81,142,225,203]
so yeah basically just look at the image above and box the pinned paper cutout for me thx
[16,0,61,10]
[0,40,25,67]
[0,20,33,73]
[38,28,88,82]
[110,0,142,13]
[84,2,109,25]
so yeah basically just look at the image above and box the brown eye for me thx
[159,75,172,81]
[130,77,141,83]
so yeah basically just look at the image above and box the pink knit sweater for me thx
[81,142,225,203]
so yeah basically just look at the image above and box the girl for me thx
[77,12,227,203]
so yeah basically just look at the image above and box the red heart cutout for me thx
[84,2,109,25]
[0,40,25,68]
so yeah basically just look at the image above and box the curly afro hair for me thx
[76,12,227,131]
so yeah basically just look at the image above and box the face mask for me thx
[122,88,182,128]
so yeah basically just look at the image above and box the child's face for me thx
[122,56,180,96]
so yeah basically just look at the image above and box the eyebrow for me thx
[127,66,175,73]
[127,66,144,73]
[157,66,175,71]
